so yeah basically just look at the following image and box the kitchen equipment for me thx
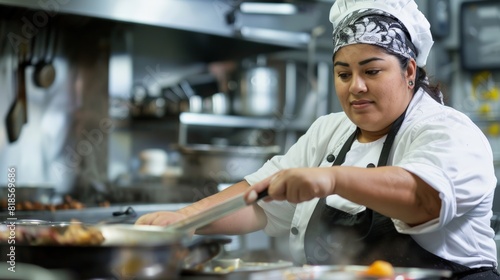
[209,92,230,115]
[0,262,73,279]
[187,92,231,114]
[183,258,293,275]
[177,144,280,183]
[460,0,500,70]
[160,75,224,115]
[166,189,268,232]
[33,21,57,89]
[0,222,230,279]
[138,149,168,177]
[234,56,280,117]
[427,0,450,39]
[130,83,167,118]
[251,265,452,280]
[5,37,31,143]
[188,95,203,113]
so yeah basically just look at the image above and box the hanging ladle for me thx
[33,21,57,89]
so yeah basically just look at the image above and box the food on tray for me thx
[213,265,236,273]
[0,195,111,212]
[362,260,395,277]
[0,219,105,245]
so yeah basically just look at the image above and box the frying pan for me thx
[0,222,230,279]
[0,188,267,278]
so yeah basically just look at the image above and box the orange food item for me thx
[363,260,395,277]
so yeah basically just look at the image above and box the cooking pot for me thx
[233,56,280,117]
[0,221,230,279]
[177,144,280,183]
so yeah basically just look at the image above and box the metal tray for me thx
[182,258,294,275]
[248,265,452,280]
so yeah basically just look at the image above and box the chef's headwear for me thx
[329,0,433,67]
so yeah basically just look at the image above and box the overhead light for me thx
[240,2,298,15]
[239,26,310,45]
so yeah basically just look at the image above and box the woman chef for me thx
[137,0,499,278]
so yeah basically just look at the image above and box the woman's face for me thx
[333,44,416,141]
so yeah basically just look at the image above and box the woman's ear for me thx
[406,58,417,82]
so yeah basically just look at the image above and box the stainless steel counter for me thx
[0,203,190,224]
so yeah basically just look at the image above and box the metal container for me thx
[178,144,280,183]
[233,57,280,117]
[250,265,452,280]
[316,265,453,280]
[183,258,293,275]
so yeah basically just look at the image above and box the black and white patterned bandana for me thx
[333,9,417,61]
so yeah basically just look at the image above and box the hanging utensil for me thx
[166,189,268,232]
[0,20,6,55]
[5,36,32,143]
[33,21,57,89]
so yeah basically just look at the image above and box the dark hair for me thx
[394,54,443,104]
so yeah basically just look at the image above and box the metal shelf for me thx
[179,112,311,130]
[178,112,310,145]
[179,112,275,129]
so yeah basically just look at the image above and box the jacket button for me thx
[327,154,335,163]
[291,227,299,235]
[366,163,376,168]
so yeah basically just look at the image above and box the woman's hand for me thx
[135,211,187,226]
[245,167,336,204]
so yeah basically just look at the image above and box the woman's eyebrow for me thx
[359,57,384,65]
[334,57,384,67]
[333,61,349,67]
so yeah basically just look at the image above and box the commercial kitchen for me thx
[0,0,500,279]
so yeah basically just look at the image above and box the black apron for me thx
[303,111,499,279]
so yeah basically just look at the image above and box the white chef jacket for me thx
[244,88,498,268]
